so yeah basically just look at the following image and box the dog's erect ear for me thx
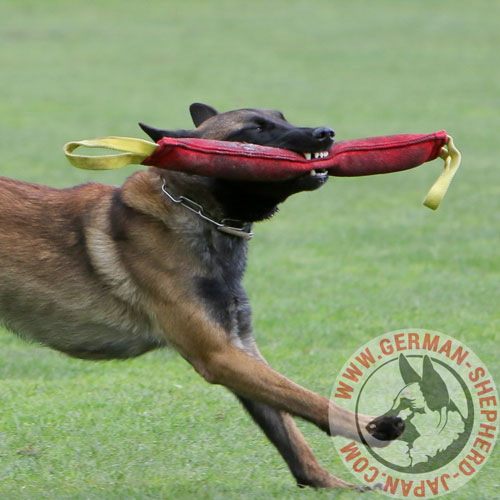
[399,354,421,385]
[139,123,167,142]
[420,355,450,411]
[190,103,219,127]
[138,123,197,142]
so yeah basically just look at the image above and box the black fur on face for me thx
[139,103,335,222]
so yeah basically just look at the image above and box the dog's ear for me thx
[190,103,219,127]
[138,123,198,142]
[420,355,450,411]
[399,354,421,385]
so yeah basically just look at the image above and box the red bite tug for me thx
[142,131,448,181]
[64,129,459,209]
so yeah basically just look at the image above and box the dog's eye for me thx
[254,120,270,133]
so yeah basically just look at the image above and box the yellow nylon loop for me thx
[64,137,157,170]
[423,135,461,210]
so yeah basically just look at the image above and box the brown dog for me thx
[0,103,404,489]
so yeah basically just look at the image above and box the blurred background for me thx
[1,1,498,498]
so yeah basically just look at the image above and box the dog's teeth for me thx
[303,152,312,160]
[314,152,320,159]
[310,170,317,176]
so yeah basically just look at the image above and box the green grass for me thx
[1,0,499,498]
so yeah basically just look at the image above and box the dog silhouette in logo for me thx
[381,354,467,468]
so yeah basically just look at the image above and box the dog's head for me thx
[139,103,335,221]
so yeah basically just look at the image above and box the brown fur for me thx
[0,104,403,489]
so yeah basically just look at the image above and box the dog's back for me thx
[0,177,106,297]
[0,176,162,359]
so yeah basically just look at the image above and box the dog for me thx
[379,354,467,469]
[0,103,404,489]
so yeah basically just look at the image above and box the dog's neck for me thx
[120,169,252,284]
[160,179,254,240]
[156,170,283,226]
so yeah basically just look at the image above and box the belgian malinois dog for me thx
[0,103,404,490]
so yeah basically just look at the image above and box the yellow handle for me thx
[423,135,461,210]
[64,136,157,170]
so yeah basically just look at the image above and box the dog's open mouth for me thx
[296,149,332,178]
[301,151,330,160]
[309,168,328,178]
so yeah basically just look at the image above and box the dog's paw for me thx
[355,482,383,493]
[365,415,405,446]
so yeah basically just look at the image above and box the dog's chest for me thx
[189,227,251,337]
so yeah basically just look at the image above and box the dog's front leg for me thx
[161,305,403,448]
[235,394,361,489]
[197,344,404,447]
[228,341,359,489]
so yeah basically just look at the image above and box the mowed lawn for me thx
[1,0,499,498]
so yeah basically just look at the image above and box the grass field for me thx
[1,0,499,498]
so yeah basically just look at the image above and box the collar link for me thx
[161,180,254,241]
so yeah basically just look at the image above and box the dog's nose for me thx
[312,127,335,141]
